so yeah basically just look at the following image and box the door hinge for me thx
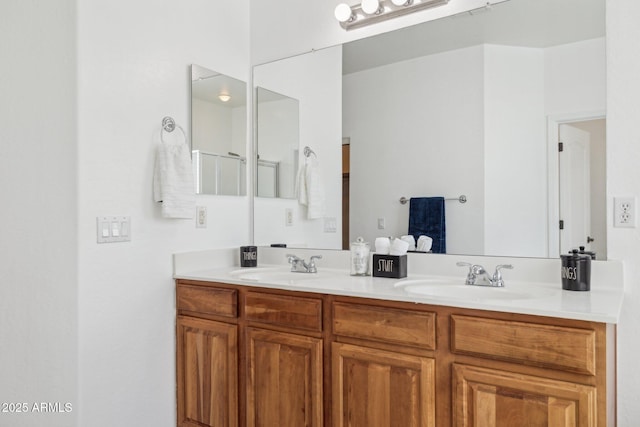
[559,220,564,230]
[558,142,564,152]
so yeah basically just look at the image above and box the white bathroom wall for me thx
[344,46,485,254]
[483,44,547,257]
[76,1,249,426]
[0,2,78,426]
[544,37,607,116]
[606,1,640,424]
[253,46,343,249]
[251,0,640,422]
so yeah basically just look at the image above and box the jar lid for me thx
[351,236,369,247]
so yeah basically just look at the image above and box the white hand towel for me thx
[401,235,416,251]
[153,138,195,219]
[296,158,325,220]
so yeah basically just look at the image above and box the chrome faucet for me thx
[457,262,513,287]
[286,254,322,273]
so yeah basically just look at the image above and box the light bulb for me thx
[334,3,354,23]
[218,93,231,102]
[391,0,412,6]
[361,0,381,15]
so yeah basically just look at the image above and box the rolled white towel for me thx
[390,238,410,256]
[374,237,391,254]
[400,235,416,251]
[417,235,433,252]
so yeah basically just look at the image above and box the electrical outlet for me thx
[614,197,636,228]
[285,208,294,227]
[196,206,207,228]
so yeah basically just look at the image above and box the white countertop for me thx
[174,248,624,323]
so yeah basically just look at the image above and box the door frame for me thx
[547,110,606,258]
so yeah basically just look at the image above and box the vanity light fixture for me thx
[334,0,449,30]
[218,93,231,102]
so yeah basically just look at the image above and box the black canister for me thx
[560,249,591,291]
[240,246,257,267]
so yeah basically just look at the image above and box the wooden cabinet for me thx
[176,316,238,427]
[332,301,437,427]
[176,280,612,427]
[332,342,435,427]
[450,314,606,427]
[452,364,596,427]
[246,328,323,427]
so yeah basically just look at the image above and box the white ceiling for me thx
[343,0,605,74]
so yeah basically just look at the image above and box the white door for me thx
[559,124,591,254]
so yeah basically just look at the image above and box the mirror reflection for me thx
[256,87,300,199]
[191,64,247,195]
[253,0,606,259]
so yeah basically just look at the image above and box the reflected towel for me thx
[296,158,325,220]
[408,197,446,254]
[153,138,195,219]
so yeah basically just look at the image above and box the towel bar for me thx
[399,195,467,205]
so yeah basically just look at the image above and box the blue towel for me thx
[408,197,446,254]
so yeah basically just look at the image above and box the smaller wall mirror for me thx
[191,64,247,195]
[256,87,300,199]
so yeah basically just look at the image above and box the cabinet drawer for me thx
[451,315,596,375]
[333,302,436,350]
[245,291,323,332]
[177,284,237,318]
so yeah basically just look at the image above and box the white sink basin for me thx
[229,267,339,283]
[395,280,554,302]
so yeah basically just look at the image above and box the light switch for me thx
[121,220,129,237]
[111,221,120,237]
[101,222,110,238]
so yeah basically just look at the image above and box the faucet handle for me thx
[457,262,477,285]
[286,254,301,263]
[309,255,322,265]
[492,264,513,285]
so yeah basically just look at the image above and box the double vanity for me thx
[173,247,622,427]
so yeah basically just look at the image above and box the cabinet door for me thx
[452,364,596,427]
[246,327,323,427]
[332,342,435,427]
[177,316,238,427]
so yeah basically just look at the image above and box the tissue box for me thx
[372,254,407,279]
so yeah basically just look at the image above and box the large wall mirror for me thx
[191,64,247,195]
[253,0,606,259]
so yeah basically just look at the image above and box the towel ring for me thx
[160,116,187,145]
[303,146,317,158]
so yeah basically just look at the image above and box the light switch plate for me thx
[324,217,337,233]
[97,216,131,243]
